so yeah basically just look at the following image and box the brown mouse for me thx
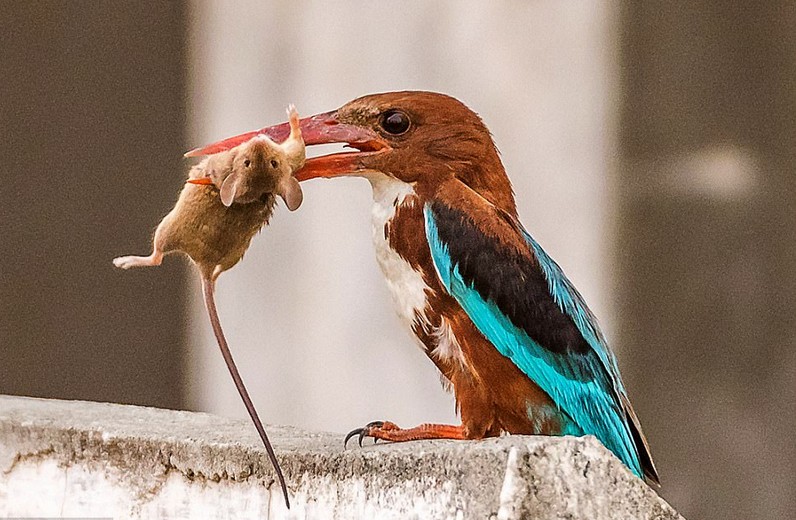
[112,106,305,508]
[196,104,304,210]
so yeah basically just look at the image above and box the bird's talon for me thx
[344,421,386,448]
[344,428,363,449]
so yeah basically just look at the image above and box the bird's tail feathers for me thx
[621,392,660,486]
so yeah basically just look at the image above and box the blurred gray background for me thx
[2,2,794,519]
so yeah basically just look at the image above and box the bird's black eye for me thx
[270,159,279,169]
[244,159,251,167]
[380,109,411,135]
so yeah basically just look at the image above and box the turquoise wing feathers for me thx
[423,201,645,479]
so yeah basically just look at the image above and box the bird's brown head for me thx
[187,91,516,215]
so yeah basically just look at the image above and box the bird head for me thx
[187,91,516,215]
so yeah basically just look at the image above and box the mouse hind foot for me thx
[112,251,164,270]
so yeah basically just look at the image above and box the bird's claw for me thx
[344,421,385,449]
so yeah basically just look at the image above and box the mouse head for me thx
[220,136,303,210]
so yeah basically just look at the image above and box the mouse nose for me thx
[254,147,271,165]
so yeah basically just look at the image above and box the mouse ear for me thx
[220,171,240,207]
[279,176,303,211]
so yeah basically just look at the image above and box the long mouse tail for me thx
[201,276,290,508]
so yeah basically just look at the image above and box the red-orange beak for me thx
[184,111,389,181]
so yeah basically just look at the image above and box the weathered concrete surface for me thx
[0,395,682,519]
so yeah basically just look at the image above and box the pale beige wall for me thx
[185,1,616,436]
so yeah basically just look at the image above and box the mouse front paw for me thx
[112,253,162,269]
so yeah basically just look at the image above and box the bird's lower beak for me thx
[185,111,389,181]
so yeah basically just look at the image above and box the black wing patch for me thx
[429,201,590,355]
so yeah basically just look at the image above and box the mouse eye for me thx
[379,109,411,135]
[243,159,251,167]
[270,159,279,169]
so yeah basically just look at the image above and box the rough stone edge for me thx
[0,395,683,519]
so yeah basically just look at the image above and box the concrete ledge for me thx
[0,395,682,519]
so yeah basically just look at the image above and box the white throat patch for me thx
[366,173,430,341]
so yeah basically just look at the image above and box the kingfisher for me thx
[188,91,660,484]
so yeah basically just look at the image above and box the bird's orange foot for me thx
[344,421,467,447]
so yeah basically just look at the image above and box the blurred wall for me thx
[185,0,616,444]
[617,3,796,519]
[0,3,187,408]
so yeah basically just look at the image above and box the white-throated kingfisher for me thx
[188,91,660,484]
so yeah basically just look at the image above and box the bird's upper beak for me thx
[185,111,389,181]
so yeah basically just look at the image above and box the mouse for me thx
[112,105,305,508]
[194,106,304,210]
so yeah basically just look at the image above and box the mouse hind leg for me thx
[280,104,305,162]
